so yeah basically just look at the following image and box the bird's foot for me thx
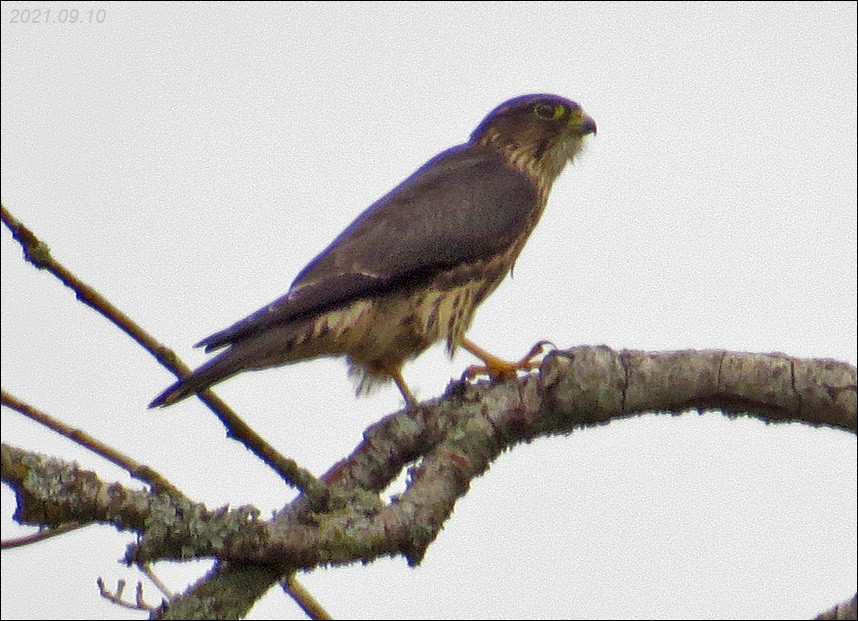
[461,340,554,383]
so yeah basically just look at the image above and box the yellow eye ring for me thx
[533,103,565,121]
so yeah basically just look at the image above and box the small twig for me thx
[1,204,329,508]
[1,389,183,497]
[97,577,158,612]
[135,581,146,609]
[139,563,174,600]
[1,522,88,549]
[174,389,330,509]
[282,573,333,620]
[3,204,333,616]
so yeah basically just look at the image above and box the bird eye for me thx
[533,103,565,121]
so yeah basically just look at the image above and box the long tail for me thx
[149,349,246,408]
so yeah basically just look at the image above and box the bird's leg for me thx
[460,337,552,382]
[385,363,418,408]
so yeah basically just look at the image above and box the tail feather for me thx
[149,351,245,408]
[150,315,318,408]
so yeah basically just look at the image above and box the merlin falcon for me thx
[150,94,596,408]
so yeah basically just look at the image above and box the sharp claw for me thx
[461,340,555,384]
[461,365,481,382]
[515,340,555,368]
[540,340,556,351]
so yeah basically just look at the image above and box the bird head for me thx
[471,94,596,187]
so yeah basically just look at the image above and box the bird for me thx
[150,94,596,409]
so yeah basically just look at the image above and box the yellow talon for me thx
[460,338,553,382]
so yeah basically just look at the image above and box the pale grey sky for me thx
[2,3,856,619]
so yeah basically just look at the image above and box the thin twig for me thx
[1,522,88,549]
[97,577,158,612]
[1,204,329,508]
[139,563,174,600]
[282,573,333,620]
[1,389,183,497]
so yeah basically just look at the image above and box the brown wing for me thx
[197,143,539,351]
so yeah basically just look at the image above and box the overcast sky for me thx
[2,2,856,619]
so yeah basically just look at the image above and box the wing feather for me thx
[198,144,537,351]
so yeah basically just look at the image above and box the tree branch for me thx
[816,593,858,620]
[1,389,182,497]
[0,204,329,508]
[4,205,854,619]
[4,347,854,617]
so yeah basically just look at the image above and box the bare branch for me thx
[10,347,846,565]
[139,563,175,600]
[154,348,856,616]
[1,389,182,496]
[1,204,329,508]
[282,573,333,620]
[1,522,88,549]
[97,576,159,612]
[4,205,854,619]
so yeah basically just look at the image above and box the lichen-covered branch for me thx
[4,348,854,619]
[1,443,257,540]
